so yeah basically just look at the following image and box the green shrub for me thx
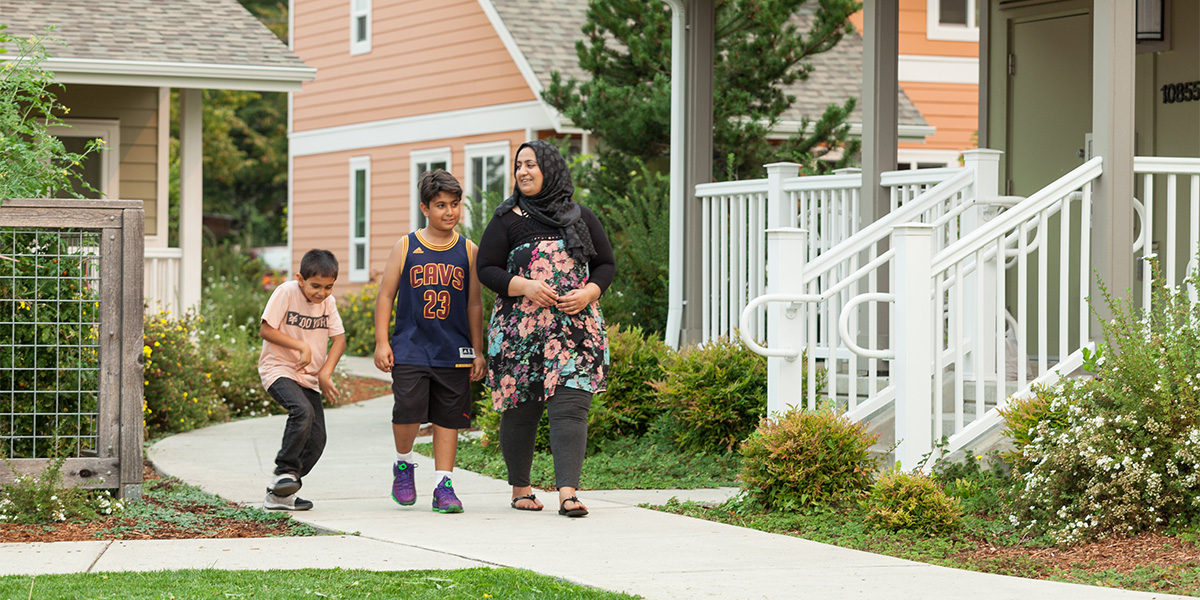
[597,163,670,335]
[931,452,1011,517]
[589,324,670,446]
[864,470,962,534]
[198,325,278,419]
[997,383,1068,471]
[1007,265,1200,543]
[739,406,879,509]
[0,456,124,524]
[340,281,388,357]
[0,229,100,458]
[197,240,273,332]
[143,311,228,437]
[651,337,768,453]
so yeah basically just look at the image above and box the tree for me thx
[542,0,862,334]
[0,25,98,202]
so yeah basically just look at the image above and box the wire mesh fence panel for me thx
[0,227,103,459]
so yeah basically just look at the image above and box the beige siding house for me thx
[288,0,934,291]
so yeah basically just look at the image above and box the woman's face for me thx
[514,146,544,197]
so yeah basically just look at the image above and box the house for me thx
[1,0,315,315]
[287,0,937,292]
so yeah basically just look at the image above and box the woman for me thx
[476,140,615,517]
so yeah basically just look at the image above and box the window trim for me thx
[46,118,121,200]
[350,0,371,55]
[349,156,371,283]
[926,0,979,42]
[463,141,511,230]
[410,147,453,232]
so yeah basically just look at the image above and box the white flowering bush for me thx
[0,456,124,524]
[1005,266,1200,544]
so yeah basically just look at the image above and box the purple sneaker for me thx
[392,461,417,506]
[431,476,464,513]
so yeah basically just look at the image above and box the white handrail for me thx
[737,293,822,359]
[837,292,896,360]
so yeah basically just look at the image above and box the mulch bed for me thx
[963,533,1200,577]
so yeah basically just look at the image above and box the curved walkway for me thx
[0,357,1187,599]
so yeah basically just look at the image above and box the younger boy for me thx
[259,248,346,511]
[374,169,485,514]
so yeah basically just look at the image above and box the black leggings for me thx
[500,386,592,489]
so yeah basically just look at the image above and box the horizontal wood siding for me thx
[850,3,979,58]
[53,85,160,236]
[897,82,978,150]
[292,129,528,295]
[292,0,535,133]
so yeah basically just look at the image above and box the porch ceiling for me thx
[0,0,315,92]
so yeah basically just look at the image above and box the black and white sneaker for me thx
[264,491,313,511]
[268,473,301,496]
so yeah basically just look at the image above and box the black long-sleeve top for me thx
[476,204,616,297]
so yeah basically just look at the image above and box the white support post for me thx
[178,88,203,315]
[765,227,807,416]
[961,149,1004,380]
[765,163,801,229]
[892,224,934,471]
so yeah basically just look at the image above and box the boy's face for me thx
[296,273,336,303]
[420,191,462,234]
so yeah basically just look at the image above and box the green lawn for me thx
[0,567,639,599]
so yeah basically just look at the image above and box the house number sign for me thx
[1161,81,1200,104]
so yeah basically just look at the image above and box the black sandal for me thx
[558,496,588,517]
[511,494,543,511]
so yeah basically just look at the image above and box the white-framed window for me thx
[46,118,121,200]
[410,148,452,231]
[349,156,371,282]
[463,141,510,230]
[927,0,979,42]
[350,0,371,55]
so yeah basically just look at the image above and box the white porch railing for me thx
[1134,157,1200,303]
[144,247,182,316]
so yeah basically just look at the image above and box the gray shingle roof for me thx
[491,0,927,128]
[1,0,307,69]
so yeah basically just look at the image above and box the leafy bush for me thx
[589,324,670,446]
[199,326,278,419]
[739,406,879,509]
[932,452,1011,517]
[0,456,123,524]
[0,229,100,458]
[596,163,670,335]
[1006,267,1200,543]
[864,470,962,534]
[340,281,388,357]
[651,337,768,453]
[997,383,1068,471]
[197,240,273,332]
[143,311,228,437]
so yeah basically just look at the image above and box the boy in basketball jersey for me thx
[373,169,486,513]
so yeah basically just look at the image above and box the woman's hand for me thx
[519,277,559,307]
[557,283,601,315]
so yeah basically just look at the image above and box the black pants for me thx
[267,377,326,478]
[500,385,592,489]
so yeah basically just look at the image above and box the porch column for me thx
[861,0,898,222]
[179,88,203,314]
[1090,0,1136,323]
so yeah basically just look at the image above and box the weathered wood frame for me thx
[0,199,145,500]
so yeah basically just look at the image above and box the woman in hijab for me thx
[476,140,615,518]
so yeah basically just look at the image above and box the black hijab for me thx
[494,140,596,263]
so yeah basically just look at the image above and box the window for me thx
[410,148,452,231]
[349,156,370,282]
[463,141,510,230]
[927,0,978,42]
[350,0,371,55]
[47,119,120,200]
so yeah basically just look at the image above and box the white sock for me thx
[395,452,413,464]
[435,470,453,483]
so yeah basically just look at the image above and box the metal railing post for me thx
[892,224,934,470]
[765,227,807,416]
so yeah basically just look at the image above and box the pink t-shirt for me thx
[258,279,346,392]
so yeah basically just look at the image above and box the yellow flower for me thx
[154,341,160,347]
[143,345,152,358]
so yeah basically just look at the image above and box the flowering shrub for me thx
[0,456,123,524]
[200,325,278,419]
[340,281,389,357]
[1005,268,1200,543]
[864,470,962,533]
[143,311,228,437]
[739,406,879,509]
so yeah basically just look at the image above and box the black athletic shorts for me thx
[390,364,471,429]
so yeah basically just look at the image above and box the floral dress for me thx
[487,237,608,411]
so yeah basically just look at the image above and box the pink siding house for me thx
[288,0,934,291]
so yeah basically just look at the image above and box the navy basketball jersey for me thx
[390,231,476,368]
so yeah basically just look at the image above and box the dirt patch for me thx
[962,533,1200,576]
[337,375,392,404]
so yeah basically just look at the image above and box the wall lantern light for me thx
[1136,0,1165,41]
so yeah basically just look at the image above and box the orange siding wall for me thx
[896,82,978,151]
[292,0,536,133]
[292,130,528,293]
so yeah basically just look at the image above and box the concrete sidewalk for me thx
[0,355,1187,599]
